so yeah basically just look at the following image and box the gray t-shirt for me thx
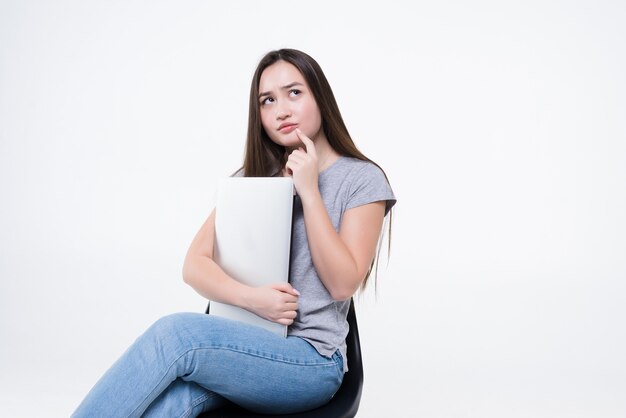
[287,156,396,371]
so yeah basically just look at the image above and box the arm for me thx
[302,196,386,300]
[286,129,387,300]
[182,209,300,325]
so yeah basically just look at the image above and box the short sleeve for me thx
[346,163,396,215]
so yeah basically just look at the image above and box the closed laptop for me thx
[210,177,294,337]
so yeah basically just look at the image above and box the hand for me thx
[244,283,300,326]
[284,129,319,201]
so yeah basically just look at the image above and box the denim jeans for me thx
[72,313,344,417]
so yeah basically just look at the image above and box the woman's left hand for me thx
[284,129,319,201]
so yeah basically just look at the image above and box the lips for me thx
[278,123,298,133]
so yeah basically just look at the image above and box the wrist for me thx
[298,185,322,207]
[236,283,256,310]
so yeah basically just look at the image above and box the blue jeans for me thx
[72,313,344,417]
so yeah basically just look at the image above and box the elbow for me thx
[328,284,358,302]
[329,291,353,302]
[326,270,365,301]
[181,256,194,285]
[327,271,367,302]
[182,266,190,285]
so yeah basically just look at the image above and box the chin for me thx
[271,133,301,148]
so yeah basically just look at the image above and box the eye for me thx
[289,89,301,97]
[260,96,274,106]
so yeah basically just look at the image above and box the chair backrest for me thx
[199,299,364,418]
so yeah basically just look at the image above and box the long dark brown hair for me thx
[241,48,393,290]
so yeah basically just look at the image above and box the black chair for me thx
[198,299,364,418]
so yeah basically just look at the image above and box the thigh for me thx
[141,378,227,418]
[160,313,344,414]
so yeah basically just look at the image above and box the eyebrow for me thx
[259,82,304,98]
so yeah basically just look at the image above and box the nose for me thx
[275,101,291,120]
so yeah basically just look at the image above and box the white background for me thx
[1,1,625,417]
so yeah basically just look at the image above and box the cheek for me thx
[302,103,322,129]
[260,112,272,133]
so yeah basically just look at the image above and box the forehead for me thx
[259,61,306,91]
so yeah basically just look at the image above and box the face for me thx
[258,60,324,148]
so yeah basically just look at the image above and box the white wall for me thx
[1,1,625,417]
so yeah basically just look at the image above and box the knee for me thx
[144,313,193,345]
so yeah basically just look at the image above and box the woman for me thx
[73,48,396,417]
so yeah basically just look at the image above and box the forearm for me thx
[183,253,299,325]
[301,191,364,300]
[182,254,251,308]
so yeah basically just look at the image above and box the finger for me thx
[287,286,301,297]
[285,161,297,173]
[272,282,300,296]
[287,153,305,164]
[280,293,298,304]
[296,129,317,157]
[289,147,306,155]
[281,291,299,304]
[288,149,307,161]
[278,308,297,317]
[283,302,298,312]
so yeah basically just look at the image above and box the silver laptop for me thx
[211,177,294,337]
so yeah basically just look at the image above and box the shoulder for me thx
[324,157,396,214]
[336,157,390,187]
[326,157,386,180]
